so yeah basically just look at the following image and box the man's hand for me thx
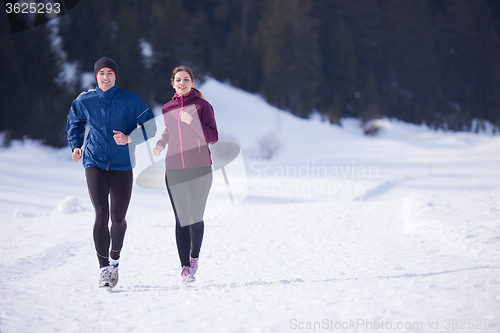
[113,130,131,145]
[72,148,82,161]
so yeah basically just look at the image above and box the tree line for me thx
[1,0,499,147]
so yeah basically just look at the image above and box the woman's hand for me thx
[153,145,164,156]
[113,130,131,145]
[72,148,82,161]
[180,111,193,124]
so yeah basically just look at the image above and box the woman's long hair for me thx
[171,66,204,99]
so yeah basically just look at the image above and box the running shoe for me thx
[98,266,113,288]
[181,266,195,284]
[190,257,199,275]
[110,263,119,287]
[98,264,119,288]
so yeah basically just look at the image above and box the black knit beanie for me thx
[94,57,118,80]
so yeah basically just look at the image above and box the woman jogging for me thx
[153,66,218,284]
[67,56,156,288]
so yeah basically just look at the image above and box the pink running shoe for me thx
[190,257,199,275]
[181,266,195,284]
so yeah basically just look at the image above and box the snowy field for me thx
[1,79,499,333]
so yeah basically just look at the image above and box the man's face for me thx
[97,67,116,92]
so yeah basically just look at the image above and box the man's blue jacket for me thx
[67,85,156,171]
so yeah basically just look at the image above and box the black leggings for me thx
[85,167,133,268]
[165,166,212,267]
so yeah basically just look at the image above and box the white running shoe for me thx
[98,264,119,288]
[98,266,113,288]
[110,263,119,287]
[181,266,195,284]
[190,257,199,275]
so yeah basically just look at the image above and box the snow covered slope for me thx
[0,79,499,333]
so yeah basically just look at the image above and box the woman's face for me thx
[96,67,116,92]
[172,71,194,96]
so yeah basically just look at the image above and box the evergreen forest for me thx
[1,0,499,147]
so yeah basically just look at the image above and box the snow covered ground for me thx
[1,79,499,333]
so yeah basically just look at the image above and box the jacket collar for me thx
[172,89,198,101]
[96,84,119,99]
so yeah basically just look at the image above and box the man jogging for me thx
[67,56,156,288]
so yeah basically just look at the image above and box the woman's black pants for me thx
[165,166,212,267]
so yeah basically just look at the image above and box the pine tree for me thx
[255,0,324,117]
[359,70,381,124]
[147,0,193,103]
[209,0,264,93]
[435,0,496,130]
[0,16,27,143]
[1,14,72,146]
[340,0,389,120]
[385,0,437,125]
[325,11,359,122]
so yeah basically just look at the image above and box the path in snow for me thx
[1,179,499,332]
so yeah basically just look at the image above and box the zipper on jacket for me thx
[104,98,111,171]
[177,95,185,168]
[198,138,201,153]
